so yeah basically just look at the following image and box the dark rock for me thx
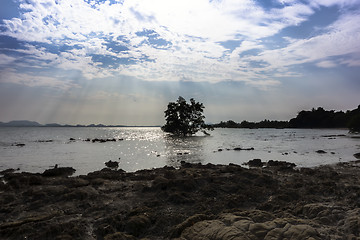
[105,160,119,168]
[125,215,151,236]
[92,138,117,143]
[246,159,263,167]
[234,147,254,151]
[0,168,17,174]
[69,138,75,141]
[42,167,76,177]
[104,232,136,240]
[354,153,360,159]
[267,160,296,170]
[316,150,327,154]
[13,143,25,147]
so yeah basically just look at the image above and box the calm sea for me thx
[0,127,359,175]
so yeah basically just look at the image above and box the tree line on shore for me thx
[213,105,360,132]
[161,97,360,136]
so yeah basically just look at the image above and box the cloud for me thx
[248,11,360,70]
[0,54,16,65]
[0,0,359,90]
[0,68,78,89]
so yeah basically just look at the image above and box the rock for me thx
[104,232,136,240]
[2,162,360,239]
[354,153,360,159]
[178,213,321,240]
[13,143,25,147]
[171,214,210,238]
[125,215,151,236]
[267,160,296,170]
[234,147,254,151]
[92,138,117,143]
[316,150,327,154]
[105,160,119,168]
[246,159,263,167]
[0,168,17,174]
[42,167,76,177]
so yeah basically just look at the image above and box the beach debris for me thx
[105,160,119,168]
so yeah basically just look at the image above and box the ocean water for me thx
[0,127,359,175]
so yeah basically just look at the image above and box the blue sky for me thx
[0,0,359,125]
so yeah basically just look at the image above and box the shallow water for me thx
[0,127,359,175]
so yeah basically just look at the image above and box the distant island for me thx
[213,105,360,132]
[1,105,359,132]
[0,120,159,128]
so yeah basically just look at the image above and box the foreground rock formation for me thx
[1,160,360,239]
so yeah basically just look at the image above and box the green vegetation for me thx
[162,97,213,136]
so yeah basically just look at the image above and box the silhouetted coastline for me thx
[213,105,360,132]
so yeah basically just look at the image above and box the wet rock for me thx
[36,140,53,143]
[92,138,117,143]
[105,160,119,168]
[246,159,263,167]
[104,232,136,240]
[124,215,151,236]
[42,167,76,177]
[0,168,17,174]
[171,214,210,238]
[266,160,296,170]
[178,213,321,240]
[13,143,25,147]
[2,162,360,239]
[233,147,254,151]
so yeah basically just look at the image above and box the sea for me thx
[0,127,359,176]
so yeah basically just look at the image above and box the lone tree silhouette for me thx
[162,96,213,136]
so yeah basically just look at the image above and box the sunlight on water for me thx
[0,127,359,175]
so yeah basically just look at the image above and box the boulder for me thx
[246,159,263,167]
[42,167,76,177]
[105,160,119,168]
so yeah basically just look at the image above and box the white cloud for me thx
[0,54,17,65]
[0,68,78,89]
[316,60,337,68]
[0,0,359,89]
[249,12,360,70]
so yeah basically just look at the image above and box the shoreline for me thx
[1,160,360,239]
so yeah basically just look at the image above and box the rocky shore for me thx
[1,160,360,240]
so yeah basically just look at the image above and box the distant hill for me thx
[0,120,153,128]
[0,120,42,127]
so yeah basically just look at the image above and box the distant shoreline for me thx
[0,120,160,128]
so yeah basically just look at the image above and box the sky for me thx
[0,0,359,125]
